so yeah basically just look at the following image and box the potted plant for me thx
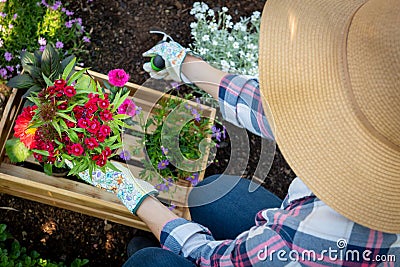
[5,44,135,176]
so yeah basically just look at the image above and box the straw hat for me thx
[259,0,400,233]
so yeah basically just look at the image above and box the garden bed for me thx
[0,69,216,231]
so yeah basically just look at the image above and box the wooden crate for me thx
[0,70,216,231]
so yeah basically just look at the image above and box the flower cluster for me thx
[133,94,224,192]
[7,61,135,176]
[0,0,90,80]
[189,2,261,77]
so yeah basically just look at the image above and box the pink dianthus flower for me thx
[108,69,130,87]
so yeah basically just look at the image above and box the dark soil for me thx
[0,1,296,266]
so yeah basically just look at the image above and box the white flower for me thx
[202,35,210,41]
[0,38,3,48]
[212,40,218,46]
[220,60,230,71]
[230,61,236,67]
[222,7,228,12]
[232,42,239,49]
[226,21,233,29]
[200,2,209,13]
[226,15,232,21]
[234,22,243,31]
[38,37,46,46]
[207,9,214,17]
[208,22,218,32]
[199,47,209,55]
[195,13,205,20]
[240,25,247,32]
[228,36,234,42]
[226,52,232,58]
[251,11,261,21]
[247,43,258,50]
[190,22,198,29]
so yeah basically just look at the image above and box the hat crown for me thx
[348,0,400,149]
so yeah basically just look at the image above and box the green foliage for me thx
[189,2,260,76]
[0,224,89,267]
[135,95,218,191]
[7,44,76,96]
[0,0,90,81]
[5,138,31,163]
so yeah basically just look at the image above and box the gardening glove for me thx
[143,40,192,83]
[66,161,158,215]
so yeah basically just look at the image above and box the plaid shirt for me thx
[160,74,400,266]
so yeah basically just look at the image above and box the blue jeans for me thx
[123,175,282,267]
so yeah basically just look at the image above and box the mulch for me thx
[0,1,296,266]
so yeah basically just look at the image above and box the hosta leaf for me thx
[6,74,35,89]
[41,44,61,80]
[20,51,39,67]
[5,139,31,163]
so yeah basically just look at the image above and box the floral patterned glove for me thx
[66,161,158,215]
[142,41,191,83]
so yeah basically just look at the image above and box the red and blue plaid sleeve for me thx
[218,74,274,140]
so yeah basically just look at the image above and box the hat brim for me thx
[259,0,400,233]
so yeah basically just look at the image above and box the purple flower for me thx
[170,81,180,90]
[38,37,46,46]
[186,173,200,186]
[211,125,222,142]
[157,159,169,170]
[0,12,6,18]
[65,10,74,16]
[41,0,48,7]
[12,13,17,20]
[4,52,12,62]
[83,36,91,43]
[76,18,83,26]
[161,146,168,156]
[191,108,201,122]
[168,204,176,211]
[0,68,7,79]
[65,20,74,28]
[6,66,14,72]
[8,24,13,29]
[0,0,7,3]
[155,178,173,192]
[55,41,64,49]
[119,150,131,161]
[39,45,46,52]
[51,1,62,10]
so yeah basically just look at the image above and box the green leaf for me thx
[41,44,61,80]
[43,163,53,175]
[51,120,62,138]
[27,84,42,94]
[31,149,50,157]
[6,74,36,89]
[74,75,92,91]
[5,139,31,163]
[0,224,6,234]
[20,51,38,67]
[67,67,88,86]
[42,73,54,87]
[113,114,131,120]
[61,55,76,79]
[68,130,79,143]
[59,119,68,131]
[56,112,76,123]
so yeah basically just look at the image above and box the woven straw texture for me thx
[259,0,400,233]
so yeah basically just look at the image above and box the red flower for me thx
[65,119,75,128]
[92,153,107,167]
[64,86,76,98]
[96,132,107,142]
[14,106,37,149]
[100,110,113,121]
[102,146,112,157]
[58,102,68,110]
[87,119,101,134]
[70,143,84,156]
[97,98,110,109]
[73,106,85,119]
[54,79,66,88]
[99,125,111,136]
[85,101,98,115]
[33,152,43,162]
[77,118,88,129]
[84,137,99,150]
